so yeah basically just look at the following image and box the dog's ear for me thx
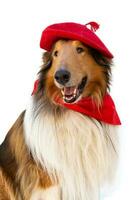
[41,51,52,70]
[36,52,52,95]
[42,52,50,65]
[89,48,112,67]
[89,48,112,92]
[38,52,52,75]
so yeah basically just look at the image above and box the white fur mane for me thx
[24,98,118,200]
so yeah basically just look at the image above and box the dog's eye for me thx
[54,50,58,57]
[76,47,84,54]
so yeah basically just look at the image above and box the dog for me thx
[0,22,120,200]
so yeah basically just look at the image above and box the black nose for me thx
[54,69,71,85]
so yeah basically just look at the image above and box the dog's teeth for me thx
[65,96,74,101]
[62,87,78,102]
[73,88,77,95]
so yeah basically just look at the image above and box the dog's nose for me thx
[54,69,71,85]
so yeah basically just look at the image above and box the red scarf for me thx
[32,80,121,125]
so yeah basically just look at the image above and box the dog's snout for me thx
[54,69,71,85]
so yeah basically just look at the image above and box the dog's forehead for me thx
[54,40,84,49]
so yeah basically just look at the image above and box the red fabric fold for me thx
[55,94,121,125]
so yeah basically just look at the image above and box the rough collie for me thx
[0,39,119,200]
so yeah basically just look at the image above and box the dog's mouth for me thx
[61,76,87,103]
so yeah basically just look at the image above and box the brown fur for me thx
[0,112,52,199]
[0,40,112,199]
[0,169,14,200]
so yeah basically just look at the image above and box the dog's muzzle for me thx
[54,69,87,104]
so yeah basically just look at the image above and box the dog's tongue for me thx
[64,86,76,96]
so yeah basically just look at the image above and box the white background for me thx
[0,0,139,199]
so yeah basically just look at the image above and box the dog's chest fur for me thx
[24,99,118,200]
[30,186,61,200]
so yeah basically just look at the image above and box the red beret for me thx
[40,22,113,59]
